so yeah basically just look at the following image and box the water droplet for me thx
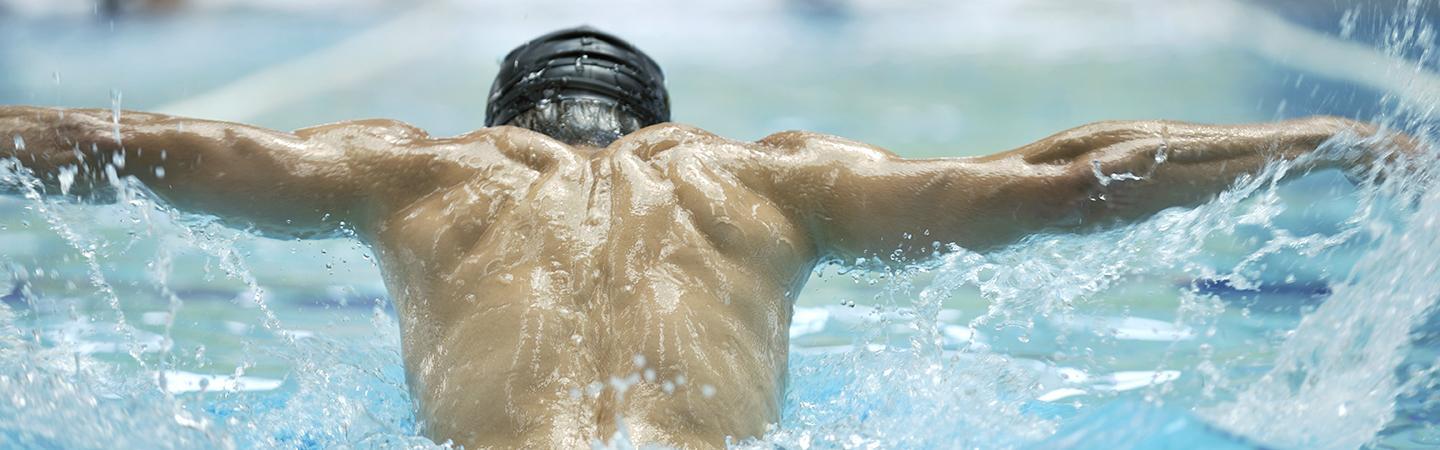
[110,89,123,144]
[1087,160,1108,184]
[112,150,126,170]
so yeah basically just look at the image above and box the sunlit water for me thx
[5,2,1440,450]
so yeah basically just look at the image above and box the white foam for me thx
[1037,388,1088,402]
[157,370,283,394]
[1100,370,1182,392]
[789,307,830,338]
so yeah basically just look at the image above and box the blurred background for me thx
[4,1,1440,448]
[1,0,1429,154]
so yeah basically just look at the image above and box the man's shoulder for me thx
[755,130,899,161]
[617,124,887,155]
[296,119,431,143]
[753,130,896,158]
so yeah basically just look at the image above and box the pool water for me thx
[3,1,1440,449]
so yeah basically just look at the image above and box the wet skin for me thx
[0,106,1418,448]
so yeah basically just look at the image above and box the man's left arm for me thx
[751,117,1420,261]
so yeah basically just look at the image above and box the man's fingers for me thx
[1337,127,1431,185]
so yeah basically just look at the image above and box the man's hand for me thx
[3,106,136,197]
[1323,118,1427,183]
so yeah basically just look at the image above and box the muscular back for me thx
[370,125,816,448]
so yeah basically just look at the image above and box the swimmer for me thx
[0,26,1422,449]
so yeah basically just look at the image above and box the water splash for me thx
[110,89,124,148]
[1201,155,1440,449]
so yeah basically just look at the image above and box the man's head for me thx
[486,27,670,147]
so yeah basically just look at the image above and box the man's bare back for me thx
[377,124,808,447]
[0,27,1421,449]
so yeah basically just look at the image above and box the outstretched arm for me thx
[755,117,1418,260]
[1,106,451,238]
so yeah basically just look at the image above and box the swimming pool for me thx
[2,0,1440,448]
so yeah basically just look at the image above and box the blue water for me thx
[4,1,1440,449]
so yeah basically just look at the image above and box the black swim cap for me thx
[486,26,670,128]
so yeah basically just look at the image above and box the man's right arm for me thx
[1,106,457,239]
